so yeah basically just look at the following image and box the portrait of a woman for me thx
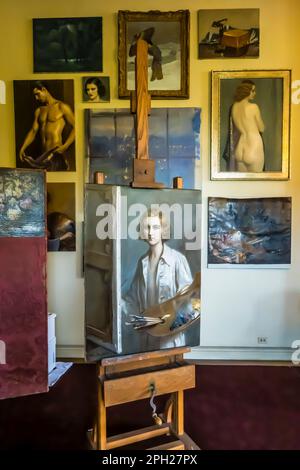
[82,76,110,102]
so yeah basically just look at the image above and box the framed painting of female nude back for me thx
[211,70,291,180]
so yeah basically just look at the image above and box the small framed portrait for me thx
[82,76,110,102]
[211,70,291,180]
[33,17,103,73]
[118,10,190,99]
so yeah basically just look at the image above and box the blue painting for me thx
[208,197,291,266]
[86,108,201,189]
[0,169,45,237]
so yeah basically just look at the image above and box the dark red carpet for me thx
[0,363,299,450]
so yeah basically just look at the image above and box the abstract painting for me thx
[85,108,201,189]
[208,197,291,266]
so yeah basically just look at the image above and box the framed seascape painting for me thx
[208,197,291,268]
[33,17,103,73]
[211,70,291,180]
[198,9,259,59]
[118,10,190,99]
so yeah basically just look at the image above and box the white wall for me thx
[0,0,300,360]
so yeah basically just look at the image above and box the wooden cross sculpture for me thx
[130,36,164,188]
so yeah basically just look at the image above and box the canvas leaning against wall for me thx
[84,186,201,360]
[47,183,76,252]
[208,197,291,267]
[14,79,75,172]
[85,108,201,189]
[0,168,48,400]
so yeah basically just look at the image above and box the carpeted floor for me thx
[0,363,299,450]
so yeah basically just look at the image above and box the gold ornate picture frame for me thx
[211,70,291,180]
[118,10,190,99]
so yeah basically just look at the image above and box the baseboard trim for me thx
[185,346,293,362]
[56,345,85,359]
[56,344,294,363]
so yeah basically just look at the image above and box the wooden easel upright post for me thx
[130,37,164,188]
[89,347,199,450]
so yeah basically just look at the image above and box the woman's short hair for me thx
[84,77,105,97]
[234,80,255,102]
[139,207,170,241]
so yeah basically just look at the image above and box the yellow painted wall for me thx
[0,0,300,359]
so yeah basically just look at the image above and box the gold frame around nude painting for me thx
[211,70,291,180]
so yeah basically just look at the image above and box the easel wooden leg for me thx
[96,365,107,450]
[173,390,184,436]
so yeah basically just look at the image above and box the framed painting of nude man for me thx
[211,70,291,180]
[14,79,75,172]
[118,10,190,99]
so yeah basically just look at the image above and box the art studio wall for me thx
[0,0,300,360]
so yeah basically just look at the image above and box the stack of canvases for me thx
[0,168,48,400]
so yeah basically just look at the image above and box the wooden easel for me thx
[88,38,199,450]
[88,347,199,450]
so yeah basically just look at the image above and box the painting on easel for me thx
[84,186,201,360]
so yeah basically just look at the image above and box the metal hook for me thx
[149,382,162,426]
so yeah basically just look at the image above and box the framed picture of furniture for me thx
[118,10,190,99]
[198,8,260,59]
[211,70,291,180]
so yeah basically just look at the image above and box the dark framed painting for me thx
[82,76,110,103]
[85,107,201,188]
[14,79,75,172]
[198,9,260,59]
[118,10,190,99]
[47,183,76,252]
[33,17,103,72]
[211,70,291,180]
[208,197,291,267]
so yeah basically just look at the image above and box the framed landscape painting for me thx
[118,10,190,99]
[211,70,291,180]
[33,17,103,72]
